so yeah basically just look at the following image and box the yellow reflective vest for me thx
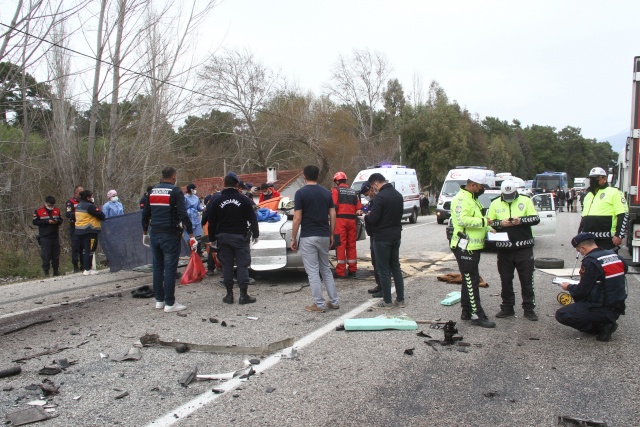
[581,186,629,238]
[450,187,488,251]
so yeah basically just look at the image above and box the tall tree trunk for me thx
[87,0,107,190]
[106,0,125,189]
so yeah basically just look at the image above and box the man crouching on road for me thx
[556,233,627,342]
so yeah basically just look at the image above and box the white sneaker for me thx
[164,302,186,313]
[83,270,90,276]
[155,301,165,309]
[90,269,98,275]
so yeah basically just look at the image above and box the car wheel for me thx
[409,209,418,224]
[437,217,444,225]
[534,257,564,269]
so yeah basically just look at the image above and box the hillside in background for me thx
[602,129,629,153]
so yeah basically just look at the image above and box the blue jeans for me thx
[373,239,404,304]
[150,232,181,306]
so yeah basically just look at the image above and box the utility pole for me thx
[398,134,402,164]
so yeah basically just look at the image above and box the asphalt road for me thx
[1,211,638,426]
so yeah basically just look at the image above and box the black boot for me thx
[53,270,60,277]
[43,269,49,277]
[368,285,381,294]
[239,289,256,305]
[223,289,234,304]
[73,262,81,273]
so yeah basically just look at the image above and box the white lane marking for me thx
[146,252,453,427]
[146,300,379,426]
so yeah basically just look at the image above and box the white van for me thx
[436,167,495,224]
[350,165,421,223]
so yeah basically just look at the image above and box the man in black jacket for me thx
[361,183,381,296]
[142,167,195,313]
[208,172,259,305]
[33,196,63,276]
[366,173,405,309]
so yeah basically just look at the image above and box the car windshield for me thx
[478,192,501,208]
[441,180,466,196]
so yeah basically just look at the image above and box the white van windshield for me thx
[441,180,466,196]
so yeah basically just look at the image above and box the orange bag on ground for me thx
[180,251,207,285]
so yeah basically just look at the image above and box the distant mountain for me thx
[599,130,629,153]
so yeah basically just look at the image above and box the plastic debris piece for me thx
[178,366,198,387]
[198,366,255,381]
[100,353,109,359]
[40,379,59,396]
[335,324,345,331]
[404,348,415,356]
[344,317,418,331]
[73,395,82,400]
[111,347,142,362]
[55,358,71,369]
[44,408,56,413]
[140,333,294,356]
[25,384,39,390]
[265,387,275,393]
[212,388,224,394]
[209,318,219,323]
[114,391,129,399]
[483,391,499,398]
[175,344,189,354]
[525,375,531,380]
[556,415,608,426]
[416,331,432,338]
[6,407,50,426]
[529,337,540,340]
[221,321,227,327]
[177,312,187,317]
[247,317,259,320]
[457,347,469,353]
[38,366,62,376]
[440,291,461,306]
[280,347,299,359]
[248,359,260,365]
[27,400,47,406]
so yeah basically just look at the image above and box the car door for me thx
[531,193,556,236]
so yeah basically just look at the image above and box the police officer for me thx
[142,167,195,313]
[65,185,84,272]
[488,180,540,321]
[361,182,381,296]
[208,172,259,305]
[33,196,63,276]
[449,171,495,328]
[579,167,629,251]
[139,186,154,210]
[332,171,363,278]
[556,233,627,342]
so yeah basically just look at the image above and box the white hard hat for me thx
[500,179,518,202]
[467,171,487,186]
[588,167,607,177]
[278,197,294,209]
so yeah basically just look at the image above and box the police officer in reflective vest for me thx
[449,171,495,328]
[332,171,363,278]
[579,167,629,251]
[556,233,627,342]
[488,180,540,321]
[33,196,63,276]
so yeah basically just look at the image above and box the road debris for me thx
[265,387,275,393]
[140,333,294,356]
[437,273,488,287]
[247,317,259,320]
[197,366,255,381]
[343,317,418,331]
[38,366,62,376]
[416,331,432,338]
[27,400,47,406]
[557,415,608,426]
[1,319,54,336]
[110,347,142,362]
[12,346,72,363]
[114,391,129,399]
[404,348,415,355]
[440,291,461,306]
[178,366,198,387]
[0,366,21,378]
[6,407,51,426]
[483,391,499,398]
[131,285,154,298]
[39,379,59,396]
[280,347,299,359]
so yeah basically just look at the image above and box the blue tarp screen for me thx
[100,210,190,272]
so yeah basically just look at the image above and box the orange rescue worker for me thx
[332,171,363,278]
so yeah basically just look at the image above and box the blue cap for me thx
[360,182,371,193]
[226,172,239,183]
[571,232,595,248]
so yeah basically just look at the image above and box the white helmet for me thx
[278,197,294,210]
[588,167,607,177]
[500,179,518,202]
[467,170,488,186]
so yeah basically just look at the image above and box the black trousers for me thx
[452,247,485,317]
[370,239,380,285]
[217,233,251,290]
[70,231,84,268]
[497,247,535,310]
[556,301,619,334]
[40,236,60,273]
[79,233,98,271]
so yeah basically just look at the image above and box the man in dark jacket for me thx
[556,233,627,342]
[208,172,259,305]
[65,185,84,272]
[142,167,195,313]
[361,183,381,296]
[33,196,63,276]
[366,173,405,309]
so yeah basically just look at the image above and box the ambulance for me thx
[436,167,496,224]
[350,164,421,223]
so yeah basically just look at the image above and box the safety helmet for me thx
[500,179,518,202]
[588,167,607,177]
[333,171,347,181]
[278,197,294,210]
[467,171,487,186]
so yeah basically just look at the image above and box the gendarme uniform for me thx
[450,186,489,319]
[579,184,629,250]
[488,194,540,314]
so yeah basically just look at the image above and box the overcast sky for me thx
[200,0,640,145]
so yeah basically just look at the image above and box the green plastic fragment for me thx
[344,317,418,331]
[441,291,461,306]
